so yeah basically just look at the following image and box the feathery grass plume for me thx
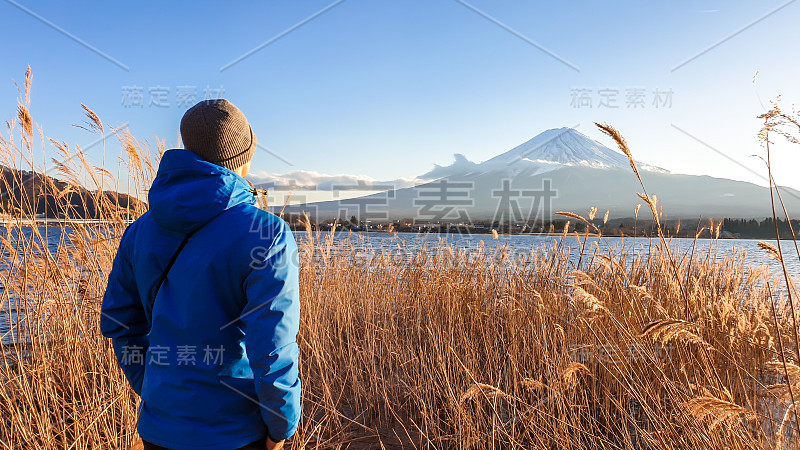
[759,241,783,262]
[460,383,515,402]
[556,211,600,233]
[22,65,31,105]
[570,270,609,298]
[683,396,757,431]
[123,134,142,171]
[641,319,714,351]
[81,103,103,134]
[491,229,499,239]
[553,323,566,346]
[766,383,800,402]
[692,383,735,403]
[17,102,32,139]
[628,284,669,318]
[766,361,800,380]
[277,192,292,218]
[572,285,608,318]
[637,193,659,222]
[596,122,640,182]
[628,283,652,301]
[603,210,610,225]
[695,226,709,240]
[13,66,33,142]
[55,184,76,201]
[562,362,591,389]
[75,144,102,190]
[16,69,33,143]
[627,284,652,300]
[521,378,548,392]
[300,211,312,234]
[765,361,800,402]
[595,253,628,277]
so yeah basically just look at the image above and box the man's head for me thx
[180,99,256,176]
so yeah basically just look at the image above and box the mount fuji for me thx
[420,127,667,180]
[277,128,800,221]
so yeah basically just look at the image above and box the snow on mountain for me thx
[420,153,480,179]
[422,127,667,179]
[278,126,800,220]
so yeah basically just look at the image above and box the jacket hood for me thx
[148,149,256,233]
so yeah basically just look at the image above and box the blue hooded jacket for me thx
[101,149,301,449]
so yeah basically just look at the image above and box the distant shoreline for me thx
[287,229,769,241]
[0,219,786,241]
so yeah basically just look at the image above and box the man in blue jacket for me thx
[101,99,301,450]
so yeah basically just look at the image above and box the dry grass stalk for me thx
[759,241,783,262]
[562,362,592,389]
[556,211,600,233]
[641,319,714,351]
[683,396,757,431]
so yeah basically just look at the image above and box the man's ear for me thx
[236,161,251,178]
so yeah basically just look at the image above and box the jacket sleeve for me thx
[242,221,302,442]
[100,226,149,396]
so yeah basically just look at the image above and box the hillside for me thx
[0,166,143,219]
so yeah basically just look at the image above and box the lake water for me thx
[307,231,800,277]
[2,227,799,345]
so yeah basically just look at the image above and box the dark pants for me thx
[141,435,268,450]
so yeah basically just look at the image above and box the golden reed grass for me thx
[3,70,800,449]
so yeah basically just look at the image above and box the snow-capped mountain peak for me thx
[423,127,667,179]
[486,128,628,168]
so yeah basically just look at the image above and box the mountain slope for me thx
[0,166,143,219]
[422,128,667,180]
[279,128,798,221]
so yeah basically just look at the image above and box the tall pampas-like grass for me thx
[2,70,800,449]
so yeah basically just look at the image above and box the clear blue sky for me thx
[1,0,799,190]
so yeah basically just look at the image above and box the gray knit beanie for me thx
[180,99,257,171]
